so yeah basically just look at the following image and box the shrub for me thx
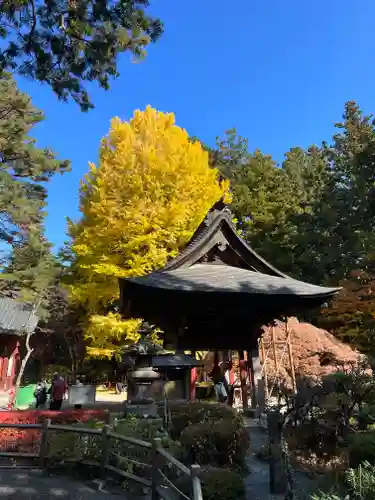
[310,493,347,500]
[176,466,245,500]
[168,401,240,439]
[348,431,375,468]
[345,461,375,500]
[179,418,249,470]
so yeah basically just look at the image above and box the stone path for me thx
[0,469,124,499]
[244,419,316,500]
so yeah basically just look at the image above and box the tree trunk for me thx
[15,332,34,388]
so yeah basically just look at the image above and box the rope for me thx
[108,451,152,469]
[157,468,191,500]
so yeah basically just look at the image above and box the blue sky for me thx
[16,0,375,250]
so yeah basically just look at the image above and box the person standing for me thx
[49,373,67,411]
[209,362,228,403]
[34,381,47,409]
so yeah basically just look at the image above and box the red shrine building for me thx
[0,297,39,394]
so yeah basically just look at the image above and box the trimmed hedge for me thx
[180,419,249,469]
[168,402,250,470]
[169,401,241,439]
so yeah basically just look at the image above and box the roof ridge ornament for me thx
[203,197,233,226]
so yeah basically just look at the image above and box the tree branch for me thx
[26,0,37,53]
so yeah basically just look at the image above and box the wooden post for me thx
[260,337,269,401]
[151,437,162,500]
[267,410,287,494]
[285,319,297,394]
[40,418,51,469]
[239,351,248,409]
[100,425,109,480]
[271,326,277,370]
[248,355,256,409]
[190,350,197,401]
[191,464,203,500]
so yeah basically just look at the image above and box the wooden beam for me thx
[285,319,297,393]
[260,337,269,401]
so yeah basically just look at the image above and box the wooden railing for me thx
[0,421,203,500]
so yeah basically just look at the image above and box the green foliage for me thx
[168,401,240,439]
[348,432,375,468]
[41,364,73,382]
[179,419,249,470]
[0,2,163,110]
[168,402,249,470]
[0,73,69,245]
[176,467,246,500]
[284,362,375,464]
[312,462,375,500]
[345,462,375,500]
[311,493,347,500]
[0,73,69,319]
[1,229,60,318]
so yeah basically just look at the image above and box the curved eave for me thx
[122,264,341,300]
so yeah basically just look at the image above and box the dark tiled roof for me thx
[0,297,39,336]
[151,354,203,368]
[127,264,340,298]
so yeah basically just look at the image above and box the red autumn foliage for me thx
[262,317,361,388]
[0,409,107,453]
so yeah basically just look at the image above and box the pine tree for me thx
[1,228,59,318]
[0,72,69,246]
[0,1,163,110]
[69,106,230,347]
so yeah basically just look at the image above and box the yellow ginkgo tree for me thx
[68,106,230,348]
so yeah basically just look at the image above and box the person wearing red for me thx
[49,373,67,411]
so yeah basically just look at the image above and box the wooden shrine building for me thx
[0,297,39,392]
[119,199,340,404]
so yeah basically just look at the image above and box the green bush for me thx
[179,418,249,470]
[169,401,240,439]
[310,493,347,500]
[176,466,245,500]
[348,431,375,468]
[311,462,375,500]
[345,461,375,500]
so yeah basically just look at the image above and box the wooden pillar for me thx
[248,346,262,409]
[239,350,248,409]
[285,319,297,394]
[228,350,235,385]
[272,325,277,370]
[260,337,269,401]
[268,409,287,494]
[190,350,197,401]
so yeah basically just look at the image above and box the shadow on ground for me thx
[0,469,124,499]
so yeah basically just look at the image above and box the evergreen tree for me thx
[0,73,69,320]
[0,72,69,246]
[0,1,163,110]
[1,228,60,318]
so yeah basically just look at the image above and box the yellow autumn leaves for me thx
[68,106,230,348]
